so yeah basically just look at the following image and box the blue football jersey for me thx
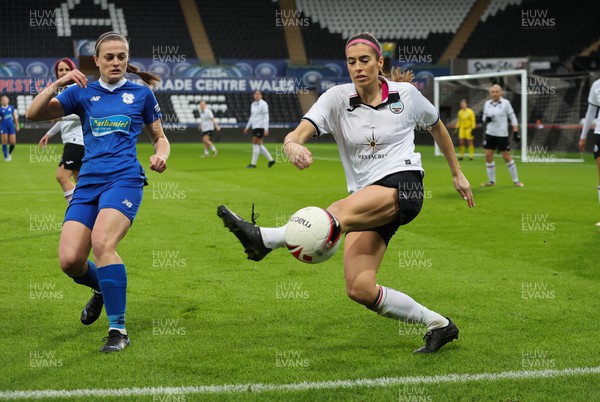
[0,105,15,123]
[57,80,161,184]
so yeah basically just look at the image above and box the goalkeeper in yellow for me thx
[456,99,476,160]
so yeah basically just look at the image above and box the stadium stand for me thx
[196,0,288,60]
[297,0,476,63]
[1,0,194,58]
[461,0,600,59]
[3,0,599,140]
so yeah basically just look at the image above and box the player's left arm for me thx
[263,103,269,136]
[469,108,476,129]
[146,119,170,173]
[429,120,474,208]
[13,110,20,132]
[579,103,598,150]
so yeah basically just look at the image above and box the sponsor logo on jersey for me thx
[358,129,389,159]
[122,93,135,104]
[90,96,101,102]
[389,101,404,114]
[89,115,131,137]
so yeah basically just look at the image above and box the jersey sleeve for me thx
[506,101,518,126]
[469,109,476,128]
[302,88,338,136]
[263,102,269,131]
[588,80,600,107]
[55,85,82,116]
[408,84,439,128]
[143,88,162,125]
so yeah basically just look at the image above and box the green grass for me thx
[1,142,599,401]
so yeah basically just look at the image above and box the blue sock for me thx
[69,260,100,291]
[2,144,6,158]
[9,144,14,154]
[97,264,127,331]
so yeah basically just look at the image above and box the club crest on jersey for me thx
[122,93,135,104]
[389,101,404,114]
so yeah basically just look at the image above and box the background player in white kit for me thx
[579,77,600,226]
[218,32,474,354]
[481,84,524,187]
[38,58,84,203]
[243,90,275,168]
[198,100,220,158]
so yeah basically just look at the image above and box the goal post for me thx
[433,69,585,163]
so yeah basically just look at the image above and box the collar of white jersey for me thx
[98,77,127,92]
[348,76,399,109]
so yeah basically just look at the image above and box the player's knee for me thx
[56,169,68,184]
[91,235,116,260]
[58,249,86,275]
[345,282,377,306]
[326,201,344,228]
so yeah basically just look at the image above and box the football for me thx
[284,206,342,264]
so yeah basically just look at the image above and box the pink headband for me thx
[345,39,382,58]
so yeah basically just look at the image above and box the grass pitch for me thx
[0,141,599,401]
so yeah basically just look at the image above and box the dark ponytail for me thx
[126,64,160,87]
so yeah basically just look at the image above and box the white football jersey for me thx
[482,97,518,137]
[60,114,84,145]
[245,99,269,130]
[200,107,215,132]
[303,77,439,193]
[587,79,600,135]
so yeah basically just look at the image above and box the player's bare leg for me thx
[344,231,458,353]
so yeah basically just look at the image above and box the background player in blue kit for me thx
[26,31,170,353]
[1,95,20,162]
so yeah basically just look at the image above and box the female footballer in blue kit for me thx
[218,33,474,354]
[27,31,170,352]
[1,95,20,161]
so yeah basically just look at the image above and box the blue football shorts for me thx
[65,179,145,229]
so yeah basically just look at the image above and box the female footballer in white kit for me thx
[218,32,474,353]
[39,58,85,203]
[481,84,524,187]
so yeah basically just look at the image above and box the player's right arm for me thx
[39,121,62,147]
[27,69,87,121]
[579,103,599,150]
[283,120,315,170]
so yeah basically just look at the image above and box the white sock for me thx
[210,145,216,152]
[251,144,260,165]
[370,285,449,330]
[259,226,286,249]
[597,186,600,204]
[507,160,519,183]
[204,148,209,156]
[486,162,496,183]
[260,145,273,162]
[64,189,74,203]
[109,327,128,335]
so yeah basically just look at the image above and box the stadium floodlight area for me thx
[434,69,587,162]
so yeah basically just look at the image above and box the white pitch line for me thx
[1,366,599,400]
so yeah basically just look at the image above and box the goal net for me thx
[434,70,589,162]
